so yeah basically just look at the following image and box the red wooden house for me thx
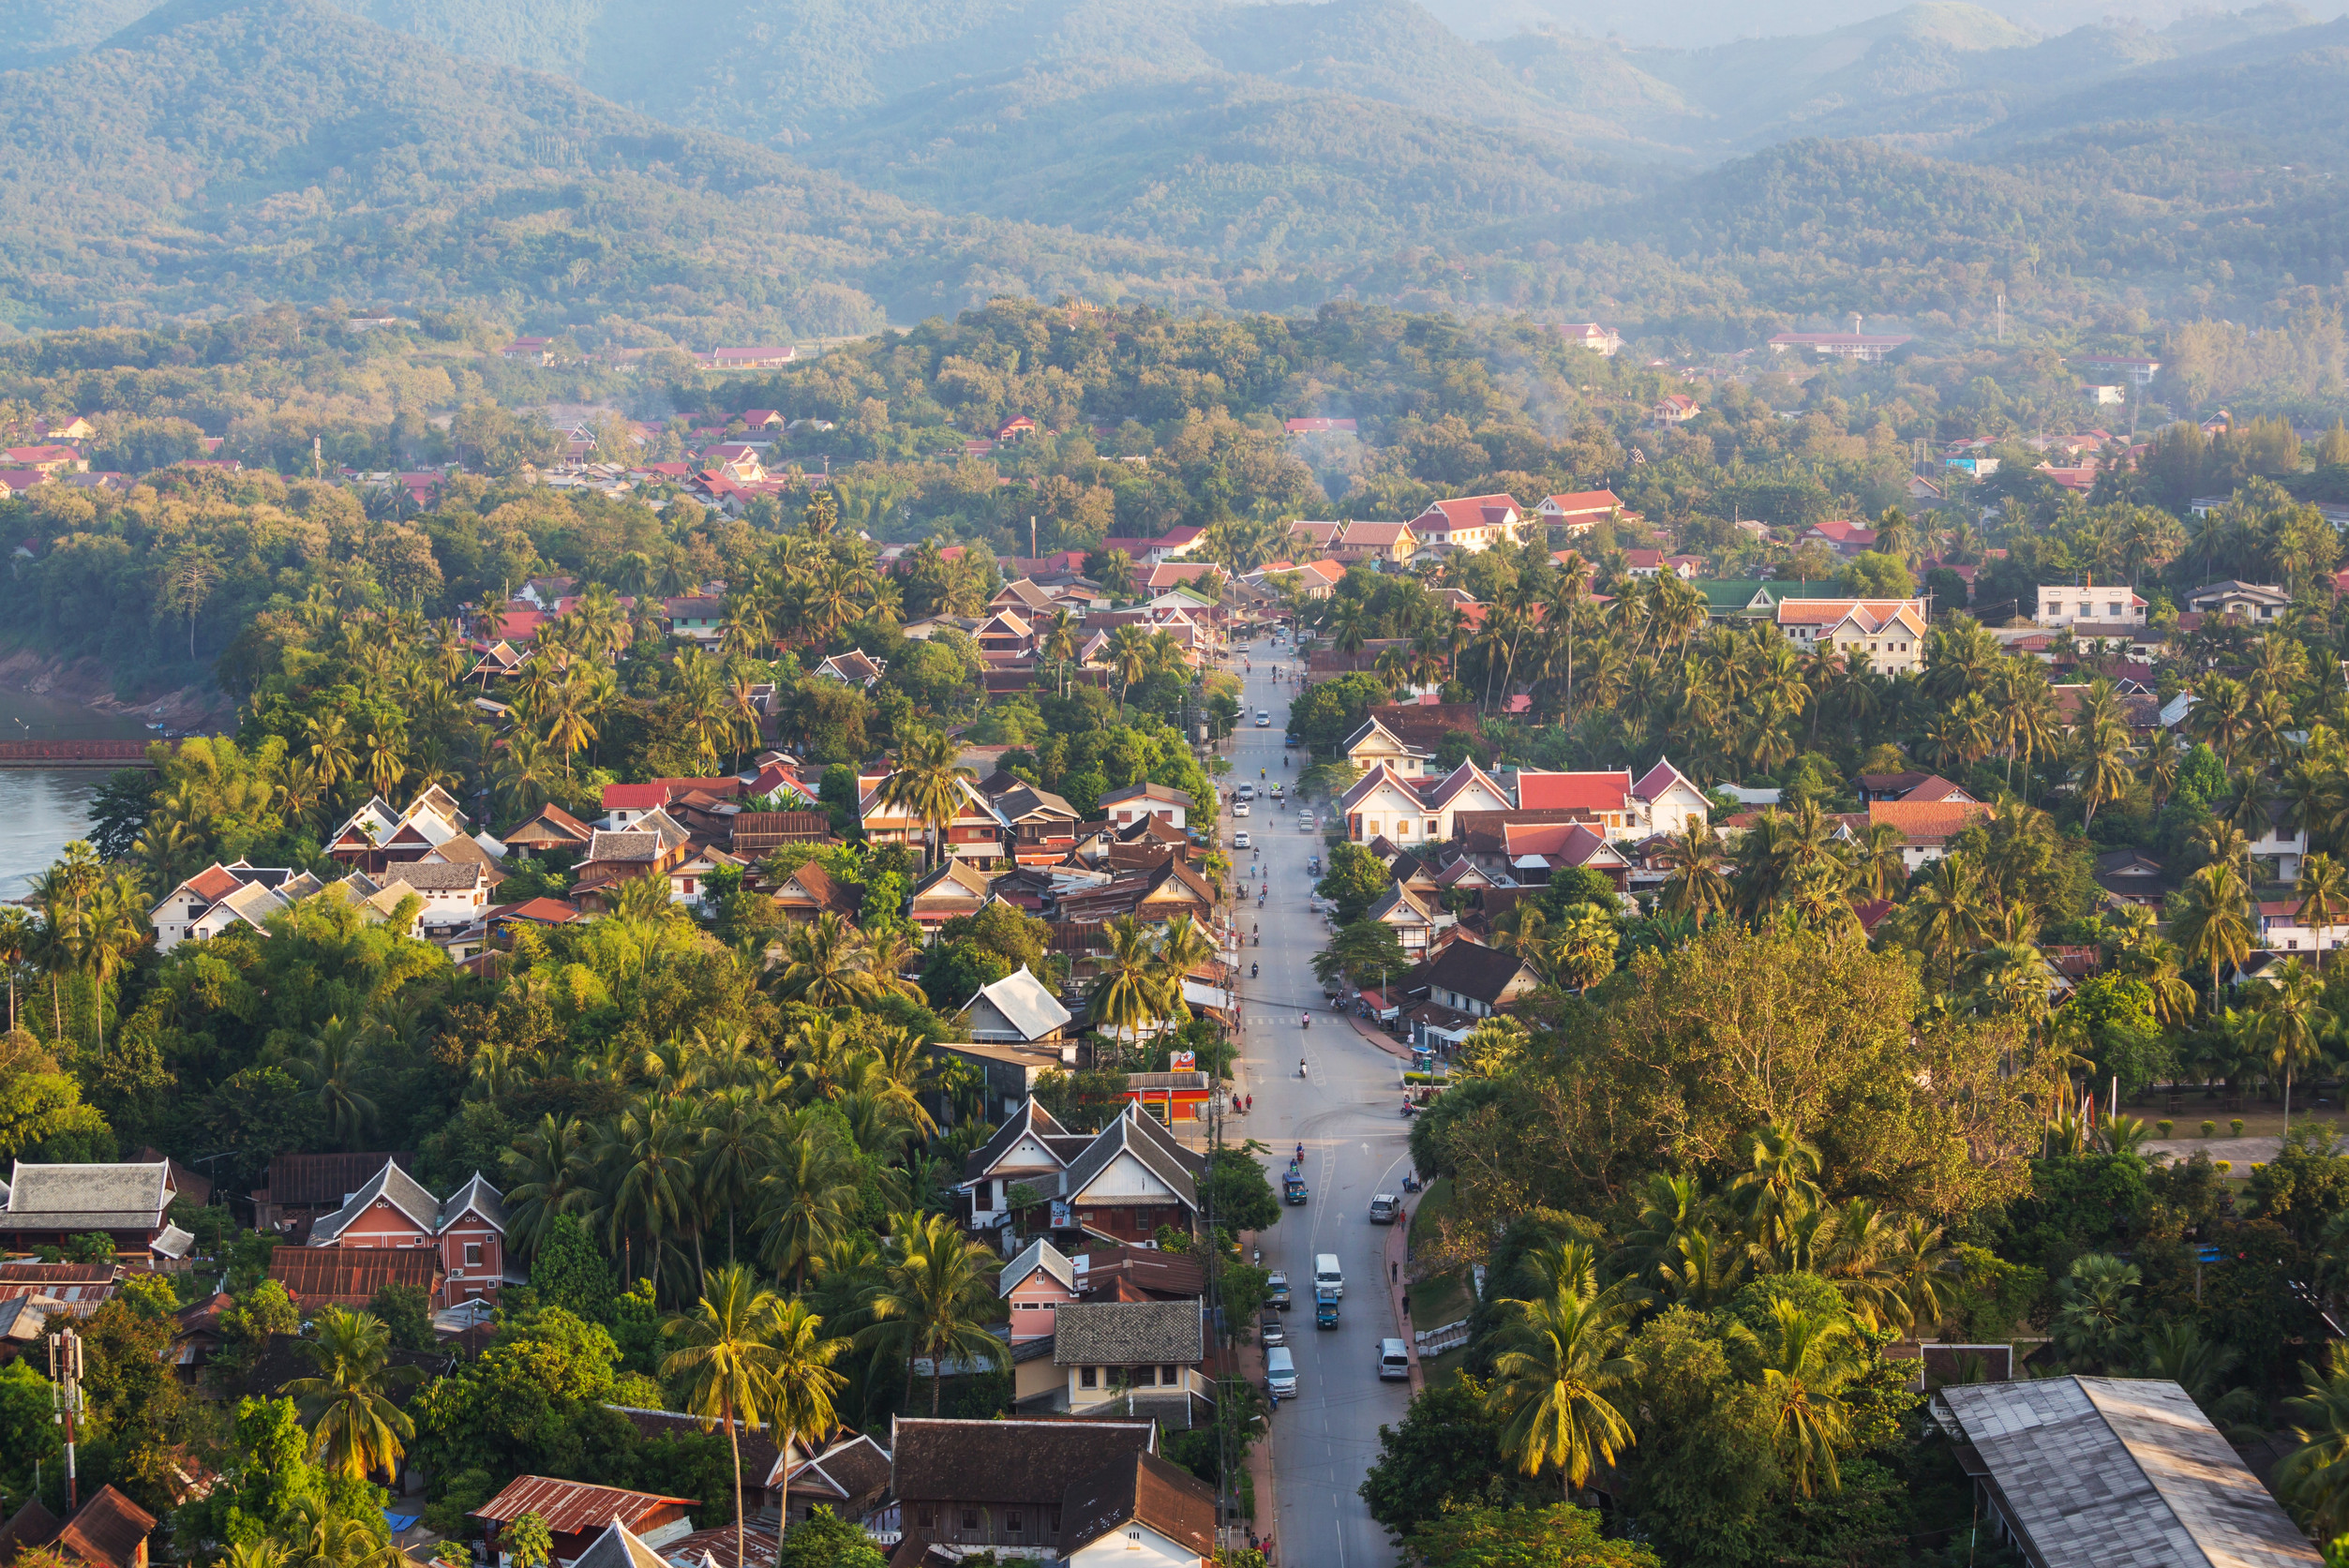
[303,1159,510,1308]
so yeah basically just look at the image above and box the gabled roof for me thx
[570,1519,673,1568]
[52,1486,157,1568]
[786,1432,893,1506]
[440,1172,506,1232]
[1632,756,1702,801]
[1868,799,1992,846]
[263,1152,418,1208]
[1338,761,1425,814]
[1422,759,1508,811]
[962,1098,1074,1180]
[1060,1452,1216,1560]
[1062,1105,1202,1209]
[968,965,1074,1041]
[308,1157,441,1243]
[1420,940,1536,1008]
[266,1247,440,1307]
[1368,883,1437,927]
[999,1236,1075,1299]
[1340,714,1432,759]
[994,784,1079,823]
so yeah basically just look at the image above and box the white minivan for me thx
[1314,1252,1344,1300]
[1265,1346,1297,1397]
[1379,1337,1411,1381]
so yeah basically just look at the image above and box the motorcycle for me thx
[1402,1172,1423,1193]
[1302,1014,1312,1030]
[1249,963,1259,978]
[1400,1101,1418,1118]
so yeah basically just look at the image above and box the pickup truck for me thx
[1260,1308,1286,1347]
[1314,1286,1340,1329]
[1265,1272,1292,1309]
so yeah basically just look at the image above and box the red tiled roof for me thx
[1542,489,1621,515]
[187,863,243,903]
[1514,770,1631,813]
[602,783,668,810]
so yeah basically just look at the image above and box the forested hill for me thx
[0,0,1222,338]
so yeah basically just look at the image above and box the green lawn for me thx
[1404,1178,1474,1329]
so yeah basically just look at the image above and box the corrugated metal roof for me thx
[471,1476,701,1535]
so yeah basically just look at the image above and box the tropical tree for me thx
[772,913,877,1008]
[1484,1277,1636,1500]
[1734,1300,1859,1498]
[277,1307,423,1481]
[879,728,972,870]
[2171,860,2253,1009]
[858,1211,1005,1413]
[663,1264,784,1568]
[1657,820,1732,921]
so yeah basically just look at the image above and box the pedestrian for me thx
[1401,1292,1411,1317]
[1391,1262,1399,1282]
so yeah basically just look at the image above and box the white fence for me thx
[1414,1318,1472,1355]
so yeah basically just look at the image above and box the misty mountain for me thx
[0,0,1218,335]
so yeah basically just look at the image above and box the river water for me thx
[0,689,152,899]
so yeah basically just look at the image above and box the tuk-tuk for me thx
[1314,1286,1339,1328]
[1284,1161,1309,1204]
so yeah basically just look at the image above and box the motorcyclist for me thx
[1249,962,1259,978]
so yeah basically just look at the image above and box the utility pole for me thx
[1995,293,2006,344]
[50,1326,83,1510]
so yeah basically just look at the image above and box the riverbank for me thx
[0,648,234,733]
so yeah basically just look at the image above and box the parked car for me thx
[1261,1309,1286,1347]
[1369,1193,1399,1225]
[1266,1271,1292,1308]
[1379,1337,1410,1381]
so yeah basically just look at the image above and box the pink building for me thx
[304,1158,509,1309]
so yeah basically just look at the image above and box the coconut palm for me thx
[756,1109,862,1288]
[662,1265,784,1568]
[2299,853,2349,966]
[2171,860,2253,1010]
[2282,1343,2349,1538]
[277,1307,423,1481]
[858,1211,1006,1414]
[759,1298,849,1505]
[1735,1300,1859,1498]
[1088,915,1171,1052]
[2254,957,2330,1126]
[772,913,877,1008]
[292,1016,379,1148]
[880,727,972,870]
[1484,1280,1636,1499]
[1658,819,1732,920]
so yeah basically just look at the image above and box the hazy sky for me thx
[1415,0,2346,47]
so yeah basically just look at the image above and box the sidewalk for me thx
[1383,1203,1425,1395]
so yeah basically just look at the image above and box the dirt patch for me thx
[0,649,233,731]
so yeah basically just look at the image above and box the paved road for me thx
[1221,649,1414,1568]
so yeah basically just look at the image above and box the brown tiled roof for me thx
[262,1152,418,1208]
[890,1417,1156,1505]
[1417,940,1535,1008]
[267,1247,440,1306]
[1060,1452,1215,1558]
[1079,1246,1205,1301]
[55,1486,157,1568]
[0,1499,61,1563]
[731,812,831,852]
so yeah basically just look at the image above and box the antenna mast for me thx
[50,1326,83,1510]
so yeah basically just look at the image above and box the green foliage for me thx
[530,1215,619,1322]
[1317,843,1394,925]
[368,1283,438,1352]
[1204,1146,1281,1235]
[1360,1376,1549,1538]
[503,1513,555,1568]
[2248,1126,2349,1247]
[1402,1503,1660,1568]
[777,1508,888,1568]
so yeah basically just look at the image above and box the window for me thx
[1050,1513,1061,1534]
[1081,1366,1099,1389]
[962,1510,980,1532]
[1133,1365,1156,1386]
[1161,1365,1179,1385]
[1004,1514,1022,1535]
[464,1242,483,1268]
[917,1510,935,1529]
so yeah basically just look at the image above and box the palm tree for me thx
[292,1016,379,1148]
[663,1265,784,1568]
[880,727,972,870]
[1658,819,1732,920]
[858,1211,1006,1413]
[2256,957,2329,1126]
[1104,624,1152,716]
[2074,719,2135,827]
[1736,1300,1859,1498]
[598,1100,699,1287]
[759,1298,850,1505]
[773,913,877,1008]
[2282,1344,2349,1539]
[1089,915,1171,1053]
[277,1307,423,1481]
[1484,1280,1636,1499]
[1548,904,1619,992]
[502,1114,595,1255]
[2172,860,2253,1010]
[756,1109,861,1288]
[2300,853,2349,967]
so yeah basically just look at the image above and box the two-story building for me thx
[860,775,1010,861]
[2035,585,2149,631]
[1410,495,1524,554]
[962,1102,1204,1246]
[1096,783,1192,831]
[994,784,1083,864]
[0,1160,189,1257]
[149,862,327,953]
[1054,1301,1211,1424]
[1337,761,1514,846]
[1773,598,1928,674]
[1535,490,1630,536]
[303,1157,511,1308]
[2184,580,2290,620]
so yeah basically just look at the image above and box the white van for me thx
[1379,1337,1410,1381]
[1314,1252,1344,1300]
[1264,1346,1297,1397]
